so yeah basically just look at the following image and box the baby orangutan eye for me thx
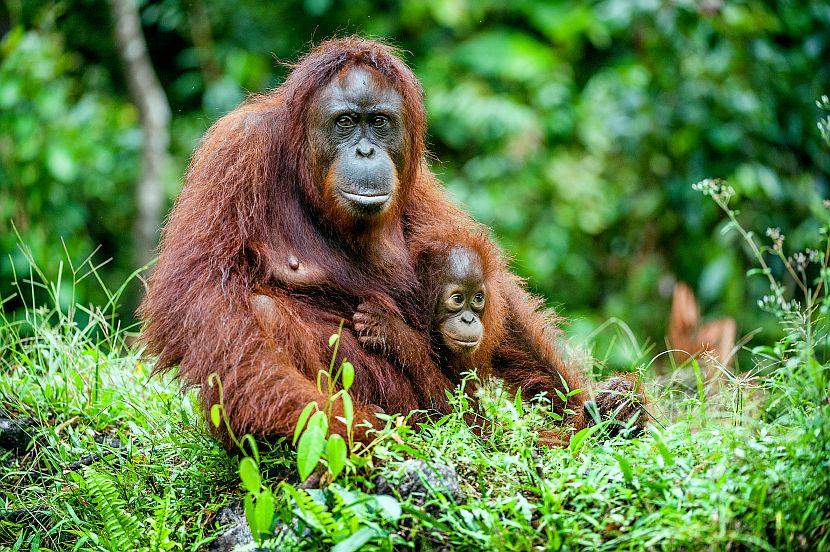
[451,293,464,304]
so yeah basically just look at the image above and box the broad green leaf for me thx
[243,493,256,539]
[374,495,402,521]
[328,333,339,347]
[614,453,633,484]
[568,423,603,454]
[332,527,377,552]
[326,434,347,479]
[308,410,329,434]
[297,425,326,481]
[254,490,275,539]
[210,404,221,428]
[514,388,523,415]
[293,402,317,446]
[341,393,354,424]
[239,457,261,493]
[341,361,354,391]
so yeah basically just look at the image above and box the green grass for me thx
[2,186,830,550]
[2,286,828,550]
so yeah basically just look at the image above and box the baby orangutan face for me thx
[435,246,486,354]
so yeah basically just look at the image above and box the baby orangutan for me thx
[353,229,648,444]
[353,231,505,418]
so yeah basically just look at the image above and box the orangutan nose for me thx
[355,139,375,158]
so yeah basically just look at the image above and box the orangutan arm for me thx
[352,300,454,414]
[489,279,590,429]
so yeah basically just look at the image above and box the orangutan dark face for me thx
[309,65,406,219]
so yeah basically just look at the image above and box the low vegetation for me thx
[2,184,829,550]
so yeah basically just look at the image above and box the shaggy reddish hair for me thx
[139,36,642,447]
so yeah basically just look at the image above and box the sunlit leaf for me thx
[293,402,317,446]
[614,453,633,484]
[374,494,402,521]
[341,361,354,391]
[341,393,354,424]
[210,404,221,428]
[326,434,347,479]
[254,489,275,540]
[332,527,377,552]
[568,423,603,454]
[239,457,260,493]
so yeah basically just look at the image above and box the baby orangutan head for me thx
[433,245,487,354]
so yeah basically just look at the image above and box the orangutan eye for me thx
[451,293,464,304]
[370,115,388,128]
[474,292,484,304]
[336,115,355,128]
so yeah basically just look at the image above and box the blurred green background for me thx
[2,0,829,368]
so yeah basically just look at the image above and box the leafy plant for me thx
[693,177,830,411]
[292,321,357,482]
[206,321,408,546]
[75,467,178,551]
[279,483,403,551]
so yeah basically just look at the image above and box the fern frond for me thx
[285,485,338,536]
[81,466,143,549]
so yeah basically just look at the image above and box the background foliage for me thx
[2,0,829,367]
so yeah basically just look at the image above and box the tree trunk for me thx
[110,0,171,268]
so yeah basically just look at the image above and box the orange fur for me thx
[138,37,624,448]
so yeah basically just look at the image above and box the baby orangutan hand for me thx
[353,300,395,353]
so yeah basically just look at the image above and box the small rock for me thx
[0,417,38,451]
[206,500,293,551]
[207,502,256,552]
[375,459,465,506]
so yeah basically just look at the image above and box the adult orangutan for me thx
[139,37,643,446]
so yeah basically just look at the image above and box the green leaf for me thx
[293,403,317,446]
[297,421,327,481]
[329,333,340,347]
[651,430,675,467]
[514,388,523,415]
[254,490,275,540]
[568,423,603,454]
[341,393,354,424]
[332,527,377,552]
[614,453,633,484]
[239,457,261,493]
[374,495,402,521]
[326,434,347,479]
[341,361,354,391]
[243,493,256,538]
[210,404,221,428]
[308,410,329,434]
